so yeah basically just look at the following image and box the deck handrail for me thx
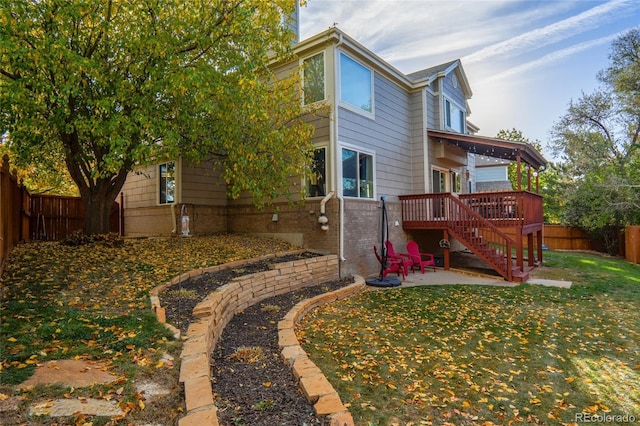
[400,193,516,280]
[458,190,543,228]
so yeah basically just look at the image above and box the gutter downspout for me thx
[334,33,346,268]
[170,157,182,235]
[171,202,177,235]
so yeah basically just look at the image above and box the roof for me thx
[427,129,547,170]
[294,27,472,94]
[407,60,458,81]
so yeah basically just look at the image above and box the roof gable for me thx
[408,60,472,99]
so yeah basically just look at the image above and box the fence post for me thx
[0,155,8,270]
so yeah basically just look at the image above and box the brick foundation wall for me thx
[227,199,340,255]
[342,199,407,277]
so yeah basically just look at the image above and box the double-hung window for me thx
[342,147,374,198]
[302,52,325,105]
[159,161,175,204]
[445,99,465,133]
[339,53,373,114]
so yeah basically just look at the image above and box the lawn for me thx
[0,234,296,424]
[298,251,640,425]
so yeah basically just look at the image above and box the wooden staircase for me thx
[400,193,530,282]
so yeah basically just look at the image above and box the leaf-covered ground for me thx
[0,234,295,424]
[298,251,640,425]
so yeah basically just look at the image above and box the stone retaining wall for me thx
[150,253,363,426]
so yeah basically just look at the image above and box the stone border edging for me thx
[278,275,365,426]
[148,252,361,426]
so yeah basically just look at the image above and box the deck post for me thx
[516,152,522,191]
[443,229,450,270]
[537,229,543,264]
[527,233,535,266]
[516,228,524,273]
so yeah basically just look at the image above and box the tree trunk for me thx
[80,171,128,235]
[83,191,114,235]
[61,131,131,236]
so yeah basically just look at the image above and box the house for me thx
[120,22,546,282]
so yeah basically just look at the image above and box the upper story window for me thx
[159,161,175,204]
[339,53,372,114]
[342,147,374,198]
[303,52,325,105]
[307,147,327,197]
[445,99,465,133]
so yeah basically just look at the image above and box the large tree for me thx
[0,0,315,234]
[549,29,640,251]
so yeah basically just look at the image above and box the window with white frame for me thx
[303,52,325,105]
[159,161,175,204]
[339,53,372,113]
[451,171,462,193]
[445,99,465,133]
[307,147,327,197]
[342,147,374,198]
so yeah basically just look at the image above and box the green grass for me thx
[298,251,640,425]
[0,234,296,424]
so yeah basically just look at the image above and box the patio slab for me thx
[371,268,515,288]
[526,278,572,288]
[369,269,572,289]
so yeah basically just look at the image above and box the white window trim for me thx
[301,51,326,106]
[443,96,465,133]
[158,160,177,206]
[339,142,377,200]
[337,51,375,119]
[432,166,451,193]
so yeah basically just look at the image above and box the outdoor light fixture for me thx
[271,213,279,222]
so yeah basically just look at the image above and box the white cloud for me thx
[463,0,637,64]
[479,30,632,85]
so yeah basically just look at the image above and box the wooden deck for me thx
[399,191,544,282]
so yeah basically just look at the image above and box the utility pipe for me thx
[319,191,335,216]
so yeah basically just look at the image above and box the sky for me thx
[298,0,640,160]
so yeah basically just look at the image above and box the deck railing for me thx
[400,193,516,280]
[458,190,543,229]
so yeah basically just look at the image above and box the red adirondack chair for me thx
[373,245,406,280]
[406,240,436,273]
[385,240,413,274]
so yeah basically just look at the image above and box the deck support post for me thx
[443,229,450,270]
[537,229,543,264]
[527,233,535,267]
[516,227,524,273]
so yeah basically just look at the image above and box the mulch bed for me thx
[159,253,354,426]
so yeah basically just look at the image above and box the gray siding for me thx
[426,90,439,129]
[409,90,426,193]
[476,166,508,182]
[442,71,466,108]
[337,72,413,198]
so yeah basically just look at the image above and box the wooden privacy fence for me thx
[29,195,122,241]
[1,155,30,272]
[1,155,123,274]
